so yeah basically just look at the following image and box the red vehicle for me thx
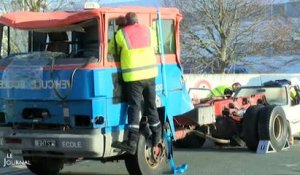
[174,87,268,150]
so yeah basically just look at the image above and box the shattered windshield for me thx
[235,87,288,106]
[0,52,67,90]
[0,52,65,66]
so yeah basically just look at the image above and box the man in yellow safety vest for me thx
[110,12,161,155]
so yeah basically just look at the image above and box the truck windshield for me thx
[0,19,99,62]
[235,87,288,106]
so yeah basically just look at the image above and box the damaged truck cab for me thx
[0,5,192,175]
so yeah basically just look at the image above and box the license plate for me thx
[34,139,56,147]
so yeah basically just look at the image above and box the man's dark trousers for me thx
[126,77,162,146]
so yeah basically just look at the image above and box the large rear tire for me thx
[124,134,169,175]
[23,155,64,175]
[258,105,288,152]
[242,105,264,151]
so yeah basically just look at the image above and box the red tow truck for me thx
[174,87,268,149]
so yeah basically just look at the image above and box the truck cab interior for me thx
[0,19,100,61]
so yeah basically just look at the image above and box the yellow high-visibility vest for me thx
[115,24,157,82]
[209,85,231,97]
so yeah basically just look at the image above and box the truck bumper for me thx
[0,127,104,158]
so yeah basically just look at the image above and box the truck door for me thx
[103,14,130,128]
[285,86,300,134]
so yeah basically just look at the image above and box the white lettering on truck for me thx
[62,141,82,148]
[0,80,70,89]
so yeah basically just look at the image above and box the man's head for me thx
[125,12,138,25]
[232,82,241,93]
[116,16,126,28]
[224,88,233,98]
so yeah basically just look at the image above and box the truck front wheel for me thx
[124,134,169,175]
[242,105,264,151]
[23,155,64,175]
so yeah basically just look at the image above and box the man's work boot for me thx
[152,133,162,147]
[112,140,137,155]
[151,143,163,163]
[150,124,162,146]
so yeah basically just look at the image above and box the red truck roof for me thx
[0,7,181,29]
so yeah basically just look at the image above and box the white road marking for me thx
[0,166,29,175]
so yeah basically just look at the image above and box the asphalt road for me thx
[1,140,300,175]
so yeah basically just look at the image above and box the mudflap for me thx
[165,121,188,174]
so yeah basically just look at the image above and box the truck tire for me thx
[258,105,288,152]
[242,105,264,151]
[212,117,237,140]
[125,134,169,175]
[23,155,64,175]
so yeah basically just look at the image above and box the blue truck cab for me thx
[0,3,192,175]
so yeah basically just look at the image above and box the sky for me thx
[73,0,161,8]
[67,0,162,10]
[100,0,160,6]
[272,0,300,4]
[69,0,300,10]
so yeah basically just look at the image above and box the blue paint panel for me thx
[0,63,193,132]
[102,125,126,133]
[68,100,92,127]
[93,69,106,97]
[71,70,94,99]
[156,65,193,115]
[158,65,183,91]
[98,64,192,134]
[166,89,193,117]
[91,98,107,128]
[4,101,66,124]
[97,68,122,98]
[0,70,96,100]
[68,101,92,116]
[1,100,95,127]
[95,67,128,128]
[105,99,128,127]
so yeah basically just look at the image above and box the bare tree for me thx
[1,0,79,12]
[262,16,292,53]
[0,0,80,55]
[164,0,271,73]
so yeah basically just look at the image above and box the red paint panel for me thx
[213,99,233,117]
[0,10,100,29]
[0,7,180,30]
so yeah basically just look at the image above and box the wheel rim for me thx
[273,115,283,141]
[144,141,166,168]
